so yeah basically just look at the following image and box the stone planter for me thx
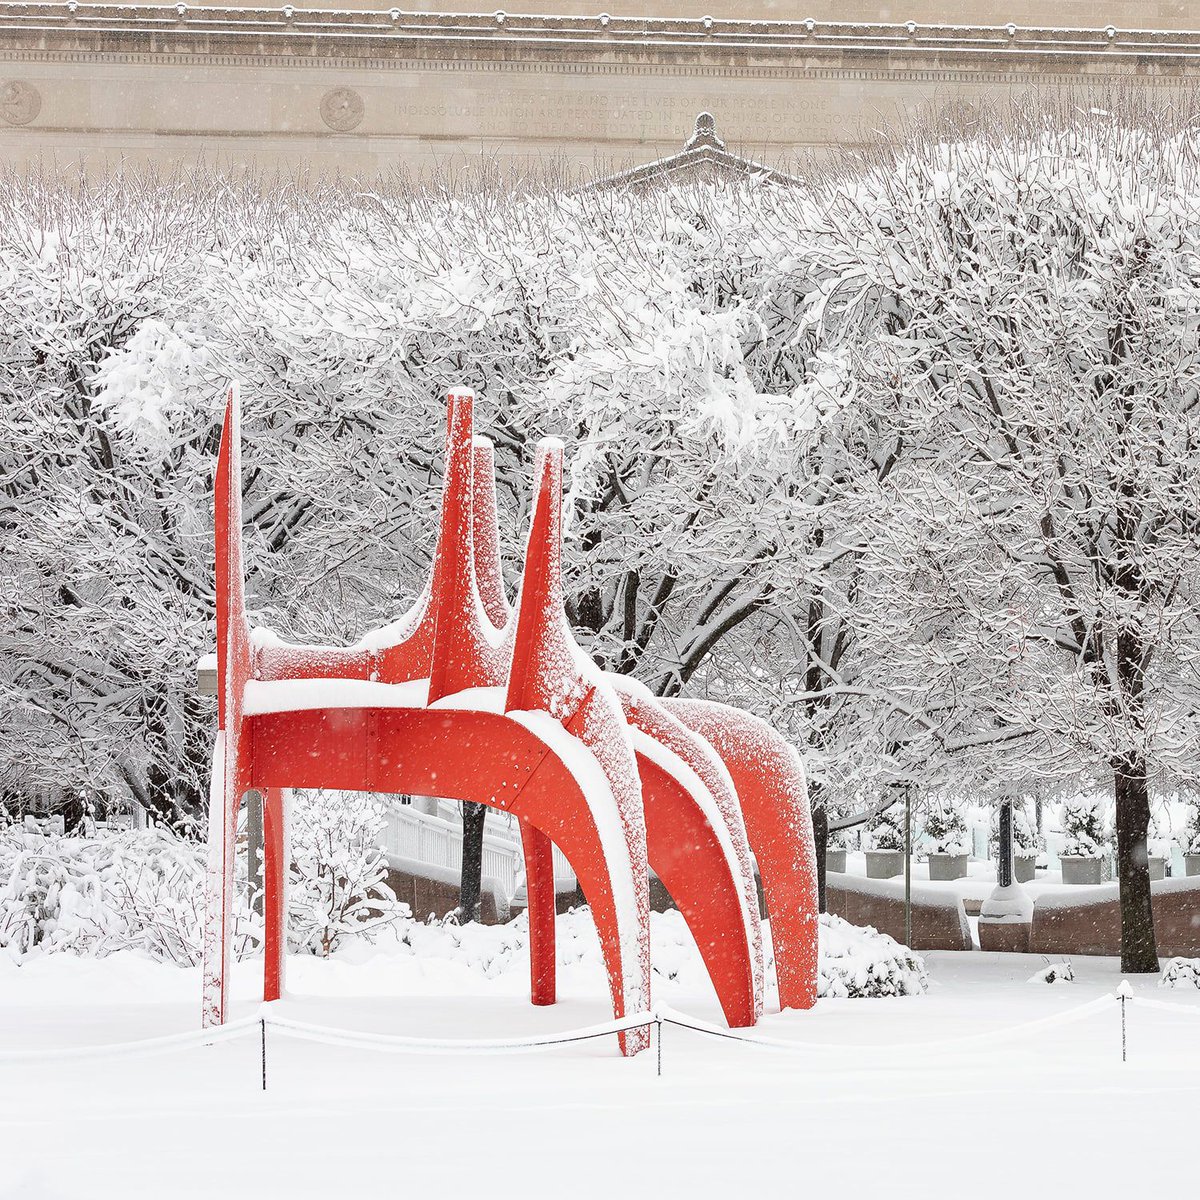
[978,919,1032,953]
[1148,855,1167,882]
[825,849,847,873]
[1186,854,1200,878]
[1060,855,1104,885]
[927,852,969,881]
[865,849,904,879]
[1014,853,1038,884]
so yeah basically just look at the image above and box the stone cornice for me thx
[2,4,1200,73]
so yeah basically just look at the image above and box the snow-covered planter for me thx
[1059,797,1108,881]
[1147,808,1173,880]
[921,801,969,880]
[1181,804,1200,877]
[1059,797,1108,860]
[1060,856,1104,885]
[865,807,905,878]
[816,913,927,999]
[864,850,903,879]
[1160,957,1200,990]
[825,825,853,873]
[1014,852,1038,884]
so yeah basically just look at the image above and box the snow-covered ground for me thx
[1,912,1197,1200]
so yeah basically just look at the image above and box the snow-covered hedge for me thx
[0,820,259,964]
[0,811,405,965]
[814,913,928,999]
[1,828,928,1002]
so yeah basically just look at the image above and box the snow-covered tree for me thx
[797,100,1200,969]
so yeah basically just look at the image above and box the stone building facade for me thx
[2,2,1198,176]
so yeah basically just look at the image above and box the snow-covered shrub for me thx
[1060,797,1108,860]
[0,820,107,956]
[815,913,927,998]
[866,805,906,852]
[288,790,405,956]
[828,825,855,852]
[1160,958,1200,990]
[1184,802,1200,855]
[0,823,260,965]
[1028,962,1074,984]
[921,801,969,856]
[1147,806,1174,862]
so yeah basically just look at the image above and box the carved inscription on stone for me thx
[1,80,41,126]
[320,87,364,132]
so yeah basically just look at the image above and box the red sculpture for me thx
[204,383,817,1055]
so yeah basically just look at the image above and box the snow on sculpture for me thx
[203,383,818,1054]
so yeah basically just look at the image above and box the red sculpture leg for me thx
[262,786,288,1003]
[665,699,819,1011]
[519,818,556,1006]
[203,383,254,1028]
[504,438,651,1053]
[613,680,763,1026]
[637,754,758,1027]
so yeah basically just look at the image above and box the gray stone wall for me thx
[3,6,1199,177]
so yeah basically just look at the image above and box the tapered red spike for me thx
[472,436,508,628]
[429,389,496,702]
[505,439,565,713]
[214,382,247,730]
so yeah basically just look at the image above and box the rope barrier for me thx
[655,995,1119,1057]
[1129,994,1200,1018]
[261,1011,655,1056]
[0,1015,260,1062]
[4,988,1198,1068]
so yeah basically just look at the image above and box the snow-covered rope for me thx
[1129,994,1200,1018]
[0,1015,260,1062]
[656,994,1118,1056]
[0,991,1159,1065]
[262,1010,654,1055]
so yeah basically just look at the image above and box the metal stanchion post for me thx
[1118,981,1131,1062]
[904,786,913,948]
[656,1017,663,1078]
[261,1017,267,1090]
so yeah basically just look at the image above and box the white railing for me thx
[382,804,576,900]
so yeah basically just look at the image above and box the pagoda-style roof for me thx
[587,114,804,192]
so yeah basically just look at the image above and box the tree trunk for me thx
[997,798,1013,889]
[1114,758,1158,973]
[458,801,487,922]
[811,797,828,915]
[246,790,264,919]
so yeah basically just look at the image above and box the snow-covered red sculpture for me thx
[204,384,817,1054]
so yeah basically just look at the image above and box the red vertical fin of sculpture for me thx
[262,785,288,1003]
[614,684,763,1027]
[427,390,483,703]
[520,820,556,1005]
[665,699,819,1010]
[471,435,509,630]
[203,382,254,1028]
[506,439,651,1055]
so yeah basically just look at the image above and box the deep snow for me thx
[1,911,1197,1200]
